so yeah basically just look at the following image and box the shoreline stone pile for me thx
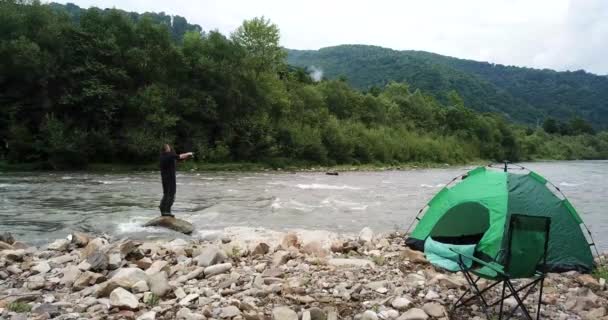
[0,228,607,320]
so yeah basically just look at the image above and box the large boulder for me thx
[144,216,193,235]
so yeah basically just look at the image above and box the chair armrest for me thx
[449,248,506,275]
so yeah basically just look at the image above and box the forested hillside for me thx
[1,1,607,170]
[288,45,608,128]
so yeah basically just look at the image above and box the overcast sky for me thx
[54,0,608,75]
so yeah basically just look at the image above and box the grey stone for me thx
[397,308,428,320]
[32,303,60,317]
[220,305,242,318]
[110,267,148,288]
[60,265,82,286]
[361,311,378,320]
[204,263,232,277]
[391,297,412,310]
[272,306,298,320]
[47,239,70,251]
[148,271,171,297]
[110,287,139,310]
[132,280,149,293]
[27,275,45,290]
[197,246,227,267]
[328,258,374,267]
[31,261,51,274]
[137,311,157,320]
[309,307,326,320]
[422,303,445,318]
[86,249,109,271]
[358,227,374,243]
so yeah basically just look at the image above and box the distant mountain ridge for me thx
[288,45,608,128]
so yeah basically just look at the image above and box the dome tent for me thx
[405,164,595,273]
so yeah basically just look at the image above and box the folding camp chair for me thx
[450,214,551,320]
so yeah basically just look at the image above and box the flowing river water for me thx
[1,161,607,251]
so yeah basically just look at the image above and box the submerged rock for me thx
[143,216,194,235]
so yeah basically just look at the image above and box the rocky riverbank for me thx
[1,228,607,320]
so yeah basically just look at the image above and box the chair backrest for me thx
[503,214,551,278]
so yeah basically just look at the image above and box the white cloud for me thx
[52,0,608,74]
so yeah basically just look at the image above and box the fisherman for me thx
[159,144,194,217]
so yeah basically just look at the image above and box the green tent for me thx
[405,165,595,273]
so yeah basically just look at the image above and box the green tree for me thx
[231,16,286,74]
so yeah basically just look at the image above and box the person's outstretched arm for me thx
[178,152,194,160]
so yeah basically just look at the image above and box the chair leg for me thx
[499,281,506,320]
[461,271,492,319]
[504,280,534,320]
[536,277,544,320]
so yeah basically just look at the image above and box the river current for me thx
[1,161,607,250]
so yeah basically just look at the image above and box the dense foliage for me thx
[288,45,608,128]
[1,1,607,169]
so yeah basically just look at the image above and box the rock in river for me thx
[143,216,194,235]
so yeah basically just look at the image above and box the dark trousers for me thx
[160,178,176,215]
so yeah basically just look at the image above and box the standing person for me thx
[159,144,193,217]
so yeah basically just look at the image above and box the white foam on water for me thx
[116,218,168,234]
[271,198,282,209]
[296,183,361,190]
[420,183,445,188]
[61,176,74,180]
[560,182,582,187]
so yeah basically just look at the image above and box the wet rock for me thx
[358,227,374,243]
[328,258,374,267]
[143,216,193,235]
[110,287,139,310]
[197,246,227,267]
[148,271,171,297]
[0,232,15,244]
[397,308,428,320]
[70,232,90,247]
[391,297,412,310]
[204,263,232,277]
[252,243,270,256]
[422,303,445,318]
[272,306,298,320]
